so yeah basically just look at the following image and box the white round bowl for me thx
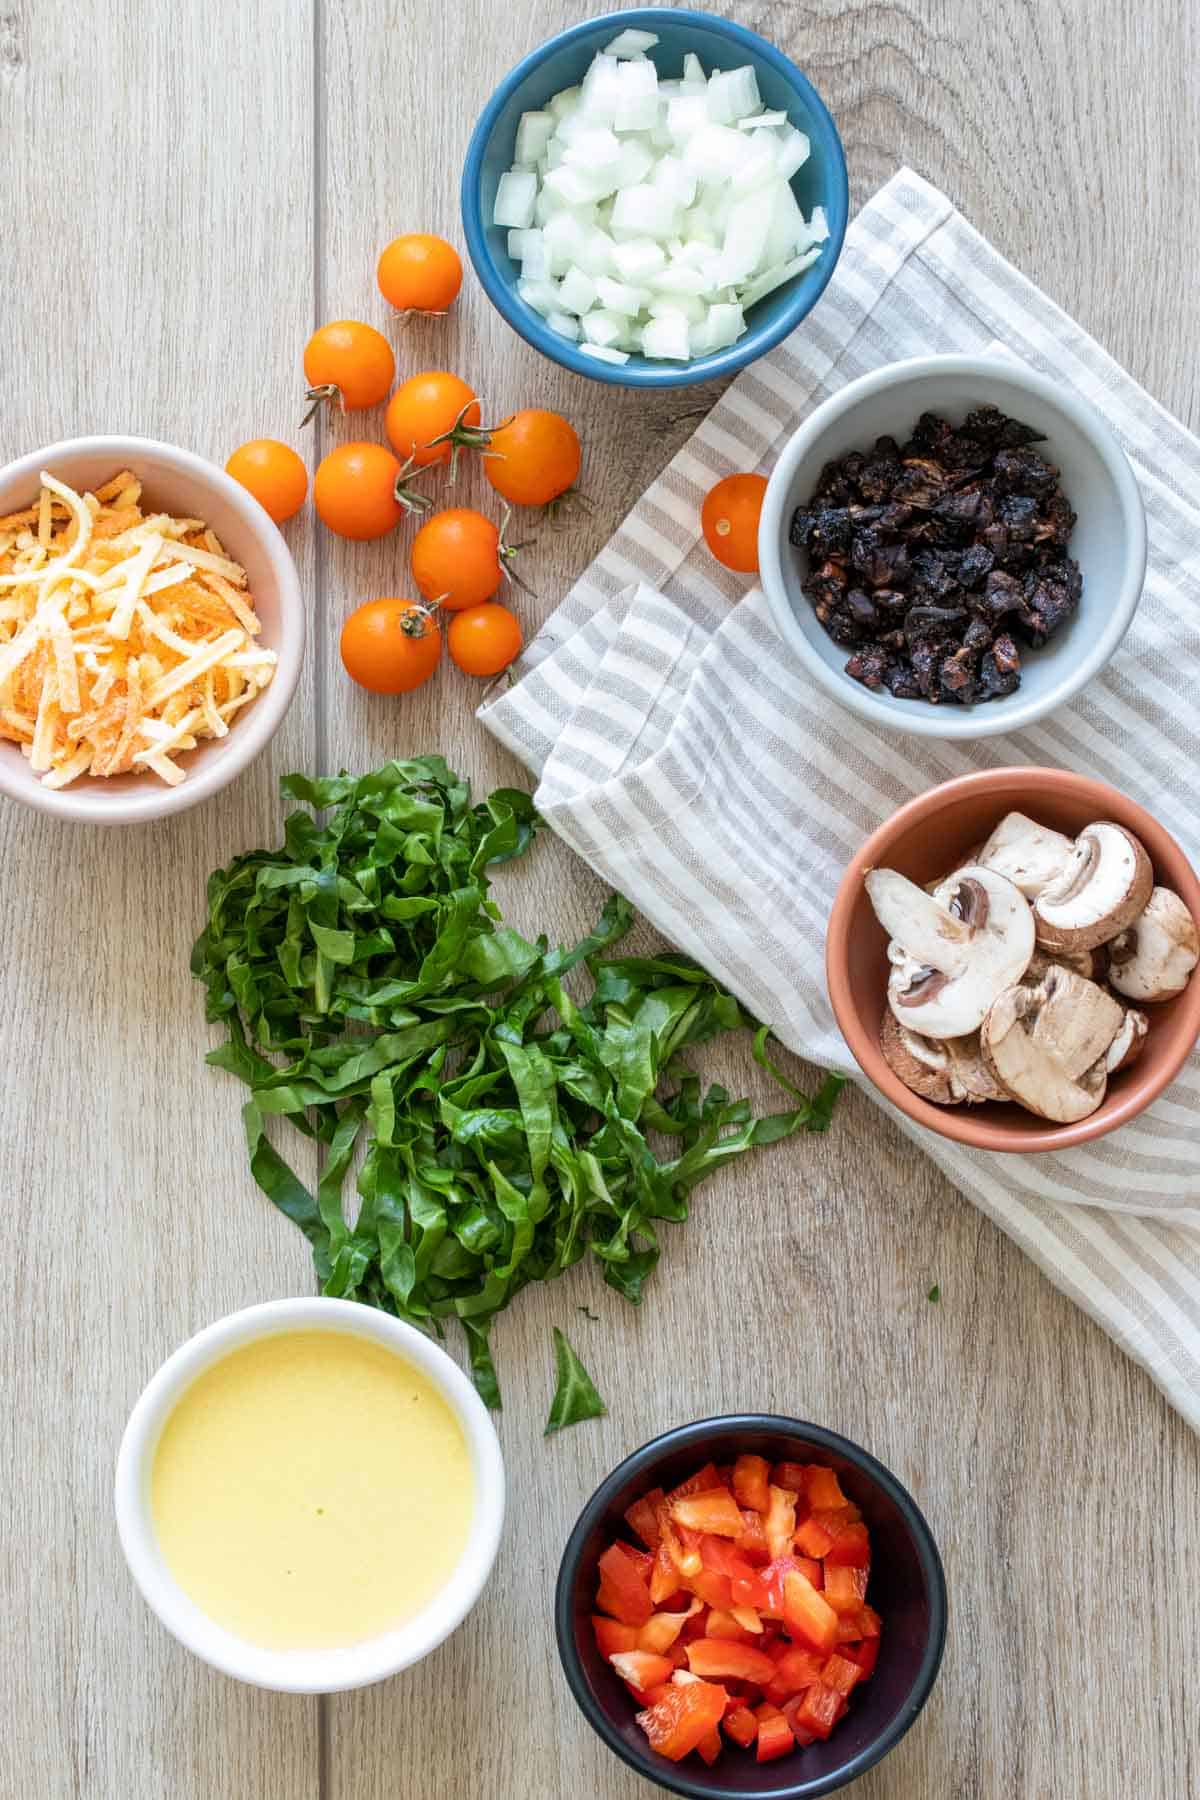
[757,355,1146,739]
[0,437,305,822]
[114,1298,505,1692]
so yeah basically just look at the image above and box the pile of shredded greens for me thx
[192,758,843,1408]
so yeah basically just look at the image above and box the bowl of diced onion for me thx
[461,8,848,386]
[0,437,305,824]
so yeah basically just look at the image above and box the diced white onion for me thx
[515,110,555,164]
[603,28,659,58]
[494,170,537,229]
[578,343,631,364]
[501,44,828,365]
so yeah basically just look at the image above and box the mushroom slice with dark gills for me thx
[1107,887,1200,1003]
[1033,822,1154,953]
[879,1010,1008,1105]
[864,865,1036,1039]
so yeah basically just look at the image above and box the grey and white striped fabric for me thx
[480,169,1200,1432]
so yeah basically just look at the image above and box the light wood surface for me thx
[3,1,1198,1797]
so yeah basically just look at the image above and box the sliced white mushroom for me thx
[1107,887,1200,1003]
[976,812,1075,900]
[866,865,1035,1039]
[1033,822,1153,953]
[879,1010,1008,1106]
[981,972,1121,1123]
[1106,1007,1149,1073]
[1024,946,1097,984]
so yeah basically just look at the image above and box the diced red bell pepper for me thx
[705,1609,758,1645]
[847,1636,880,1678]
[758,1554,813,1618]
[686,1568,734,1612]
[597,1543,654,1627]
[667,1462,726,1504]
[764,1485,797,1560]
[700,1535,758,1585]
[764,1645,826,1702]
[858,1604,882,1638]
[636,1678,728,1762]
[754,1705,795,1763]
[735,1508,770,1565]
[626,1546,655,1582]
[823,1522,871,1570]
[782,1570,839,1655]
[801,1465,849,1511]
[822,1564,868,1615]
[625,1487,665,1550]
[649,1541,682,1606]
[611,1650,676,1697]
[655,1506,703,1580]
[696,1729,722,1766]
[639,1600,701,1655]
[795,1515,837,1559]
[593,1616,640,1658]
[730,1604,763,1634]
[771,1461,807,1493]
[732,1454,771,1514]
[685,1639,777,1686]
[722,1704,758,1749]
[797,1555,824,1590]
[671,1489,746,1538]
[780,1694,818,1746]
[821,1653,864,1698]
[792,1681,846,1742]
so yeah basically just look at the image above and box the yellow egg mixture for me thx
[150,1330,474,1650]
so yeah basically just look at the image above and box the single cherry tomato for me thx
[447,602,523,677]
[484,409,580,507]
[313,442,405,540]
[377,234,463,313]
[701,472,768,574]
[224,440,308,523]
[385,371,480,469]
[302,321,396,421]
[411,507,529,610]
[339,598,441,694]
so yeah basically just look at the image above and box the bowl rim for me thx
[826,766,1200,1152]
[554,1413,948,1799]
[0,434,305,824]
[459,6,849,389]
[757,353,1148,740]
[114,1296,505,1692]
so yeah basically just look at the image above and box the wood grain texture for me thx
[0,1,321,1795]
[4,0,1199,1795]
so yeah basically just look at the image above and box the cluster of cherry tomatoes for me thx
[224,232,583,694]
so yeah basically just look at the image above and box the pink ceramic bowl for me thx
[0,436,305,824]
[826,768,1200,1152]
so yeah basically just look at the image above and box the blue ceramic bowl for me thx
[461,9,849,388]
[555,1416,947,1798]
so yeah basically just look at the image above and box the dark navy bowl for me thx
[461,9,848,388]
[555,1416,947,1798]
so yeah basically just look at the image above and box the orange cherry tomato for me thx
[410,508,507,610]
[339,598,441,694]
[303,321,396,417]
[224,440,308,523]
[484,409,580,507]
[313,442,405,540]
[447,602,523,677]
[701,472,768,574]
[385,371,480,468]
[377,234,463,313]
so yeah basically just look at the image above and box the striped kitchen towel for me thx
[479,168,1200,1433]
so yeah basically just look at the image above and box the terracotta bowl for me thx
[826,768,1200,1152]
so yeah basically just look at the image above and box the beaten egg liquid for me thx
[150,1329,474,1650]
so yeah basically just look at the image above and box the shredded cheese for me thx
[0,470,277,788]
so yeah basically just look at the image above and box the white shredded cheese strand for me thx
[106,532,163,640]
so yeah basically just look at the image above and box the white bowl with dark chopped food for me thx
[757,355,1146,740]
